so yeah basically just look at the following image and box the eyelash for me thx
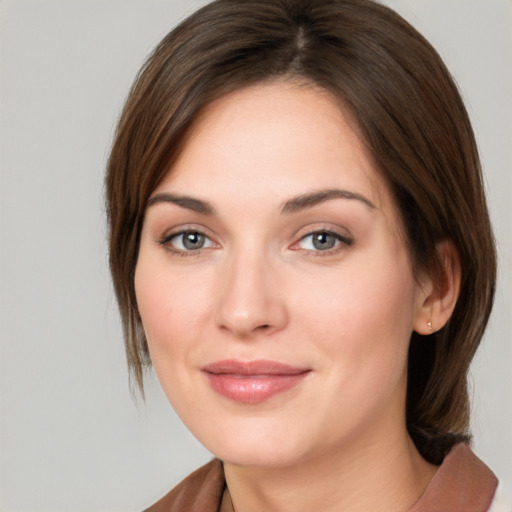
[158,229,353,257]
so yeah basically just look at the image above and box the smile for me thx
[201,360,311,404]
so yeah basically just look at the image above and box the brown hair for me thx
[105,0,496,464]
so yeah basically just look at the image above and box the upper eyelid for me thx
[292,223,353,241]
[158,224,216,240]
[299,228,351,239]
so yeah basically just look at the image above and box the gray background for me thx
[0,1,510,510]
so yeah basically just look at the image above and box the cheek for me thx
[297,253,416,380]
[134,266,172,349]
[134,257,213,360]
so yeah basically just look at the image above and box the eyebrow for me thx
[146,193,216,215]
[281,188,376,214]
[146,188,375,216]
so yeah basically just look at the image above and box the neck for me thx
[223,425,437,512]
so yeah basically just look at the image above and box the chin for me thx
[215,444,303,469]
[192,421,314,469]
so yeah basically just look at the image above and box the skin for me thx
[135,82,458,512]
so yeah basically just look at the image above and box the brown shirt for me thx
[144,444,498,512]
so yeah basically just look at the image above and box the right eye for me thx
[160,230,216,253]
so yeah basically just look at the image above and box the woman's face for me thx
[135,82,428,468]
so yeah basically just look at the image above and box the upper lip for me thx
[201,359,310,376]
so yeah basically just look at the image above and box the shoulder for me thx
[410,443,499,512]
[143,459,225,512]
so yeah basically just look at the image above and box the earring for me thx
[427,321,433,331]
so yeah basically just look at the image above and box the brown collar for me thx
[144,459,225,512]
[409,443,497,512]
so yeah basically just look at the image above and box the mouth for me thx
[201,359,311,404]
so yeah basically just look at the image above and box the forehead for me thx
[155,82,393,217]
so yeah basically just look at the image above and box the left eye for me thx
[297,231,348,251]
[167,231,215,251]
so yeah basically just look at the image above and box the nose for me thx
[214,250,289,338]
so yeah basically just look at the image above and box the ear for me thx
[413,240,461,335]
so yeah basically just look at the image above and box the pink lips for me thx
[201,360,310,404]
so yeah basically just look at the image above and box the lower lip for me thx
[204,372,309,404]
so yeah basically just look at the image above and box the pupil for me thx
[183,232,204,250]
[313,232,335,250]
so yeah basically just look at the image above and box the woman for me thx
[106,0,504,510]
